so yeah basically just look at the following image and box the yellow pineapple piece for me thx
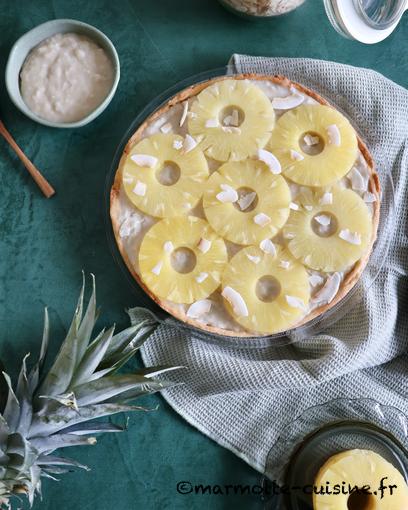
[221,246,310,334]
[284,187,372,272]
[122,133,208,218]
[268,104,358,186]
[139,216,227,304]
[314,449,408,510]
[203,159,291,245]
[188,79,275,161]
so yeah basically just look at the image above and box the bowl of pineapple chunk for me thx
[109,73,381,338]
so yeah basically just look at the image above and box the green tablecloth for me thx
[0,1,407,508]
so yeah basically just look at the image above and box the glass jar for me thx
[218,0,306,18]
[324,0,407,43]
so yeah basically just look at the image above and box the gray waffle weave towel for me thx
[138,56,408,474]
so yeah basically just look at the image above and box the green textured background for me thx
[0,1,407,508]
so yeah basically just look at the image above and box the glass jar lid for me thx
[324,0,407,43]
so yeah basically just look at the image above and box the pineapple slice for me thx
[268,104,358,186]
[314,449,408,510]
[139,216,227,304]
[122,133,208,218]
[221,246,310,334]
[203,159,291,245]
[188,79,275,161]
[284,187,372,272]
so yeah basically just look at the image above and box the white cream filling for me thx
[116,80,374,334]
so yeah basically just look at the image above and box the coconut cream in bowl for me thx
[5,19,120,128]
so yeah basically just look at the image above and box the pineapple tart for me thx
[110,75,380,337]
[313,449,408,509]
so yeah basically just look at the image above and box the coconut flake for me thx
[290,202,300,211]
[195,272,209,284]
[222,126,241,134]
[160,122,172,134]
[320,192,333,205]
[246,253,261,264]
[339,229,361,245]
[130,154,158,168]
[198,238,211,254]
[173,139,183,150]
[179,101,189,127]
[309,273,324,287]
[304,134,320,146]
[327,124,341,146]
[349,167,366,191]
[205,118,219,128]
[187,299,211,318]
[163,241,174,253]
[363,191,377,203]
[257,149,282,174]
[222,287,249,317]
[290,149,304,161]
[123,174,134,184]
[119,213,143,238]
[259,239,276,256]
[285,295,306,310]
[216,184,239,203]
[151,261,163,275]
[224,109,239,127]
[304,205,313,211]
[132,181,146,197]
[238,191,257,211]
[314,273,341,304]
[183,134,198,153]
[272,94,304,110]
[279,260,290,269]
[314,214,331,227]
[254,213,271,227]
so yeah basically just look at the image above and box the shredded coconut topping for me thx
[246,253,261,264]
[304,134,320,146]
[327,124,341,146]
[222,287,249,317]
[187,299,211,318]
[205,118,219,128]
[259,239,276,256]
[179,101,189,127]
[313,272,341,305]
[216,184,239,203]
[349,167,366,191]
[285,295,306,310]
[160,122,172,134]
[254,213,271,227]
[222,126,241,134]
[151,261,163,275]
[339,229,362,245]
[130,154,158,168]
[198,238,211,254]
[173,139,183,150]
[289,202,300,211]
[238,191,257,211]
[271,94,304,110]
[290,149,304,161]
[279,260,290,269]
[163,241,174,253]
[320,192,333,205]
[195,272,209,283]
[314,214,331,226]
[183,134,198,153]
[309,273,324,287]
[132,181,147,197]
[257,149,282,174]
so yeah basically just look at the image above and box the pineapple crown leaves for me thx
[0,274,182,508]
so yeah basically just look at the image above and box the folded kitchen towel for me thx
[139,55,408,475]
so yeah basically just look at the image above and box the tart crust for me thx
[110,74,381,338]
